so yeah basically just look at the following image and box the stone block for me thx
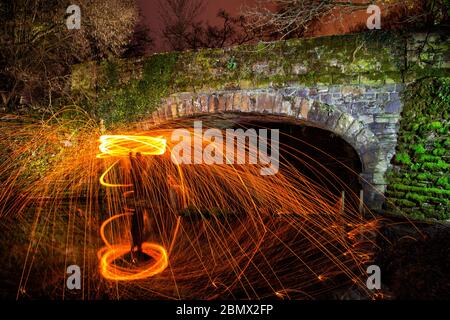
[384,99,401,113]
[241,94,250,112]
[374,114,400,124]
[362,93,376,100]
[299,98,311,119]
[233,93,241,111]
[209,95,219,112]
[164,104,172,119]
[225,94,233,111]
[334,113,354,136]
[385,84,396,92]
[185,99,194,115]
[256,93,275,113]
[342,85,365,96]
[329,86,341,93]
[376,93,389,103]
[171,103,178,118]
[324,111,340,129]
[320,94,332,104]
[280,100,292,115]
[249,94,257,112]
[345,120,364,138]
[217,95,226,112]
[357,114,374,124]
[193,97,201,113]
[274,94,283,113]
[177,102,185,116]
[200,95,208,112]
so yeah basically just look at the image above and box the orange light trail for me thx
[97,134,170,281]
[99,161,132,188]
[99,243,168,281]
[97,135,167,158]
[99,213,132,248]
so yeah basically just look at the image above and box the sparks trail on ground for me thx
[0,112,389,299]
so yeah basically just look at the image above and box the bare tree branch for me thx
[242,0,449,40]
[158,0,256,51]
[0,0,148,112]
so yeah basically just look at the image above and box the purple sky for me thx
[137,0,251,52]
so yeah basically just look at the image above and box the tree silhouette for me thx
[158,0,255,51]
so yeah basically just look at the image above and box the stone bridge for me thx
[71,29,449,210]
[152,85,402,209]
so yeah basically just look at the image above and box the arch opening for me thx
[156,113,365,211]
[231,116,364,209]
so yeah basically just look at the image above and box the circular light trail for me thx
[97,134,170,281]
[98,135,167,158]
[99,243,168,281]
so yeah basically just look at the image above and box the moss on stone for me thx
[386,77,450,220]
[96,52,179,126]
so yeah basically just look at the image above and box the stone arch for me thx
[151,89,386,209]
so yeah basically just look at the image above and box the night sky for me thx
[137,0,373,53]
[137,0,253,52]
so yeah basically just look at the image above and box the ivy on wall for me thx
[95,53,179,126]
[386,77,450,220]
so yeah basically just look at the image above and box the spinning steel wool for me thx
[97,135,172,281]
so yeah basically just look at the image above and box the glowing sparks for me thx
[0,115,385,299]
